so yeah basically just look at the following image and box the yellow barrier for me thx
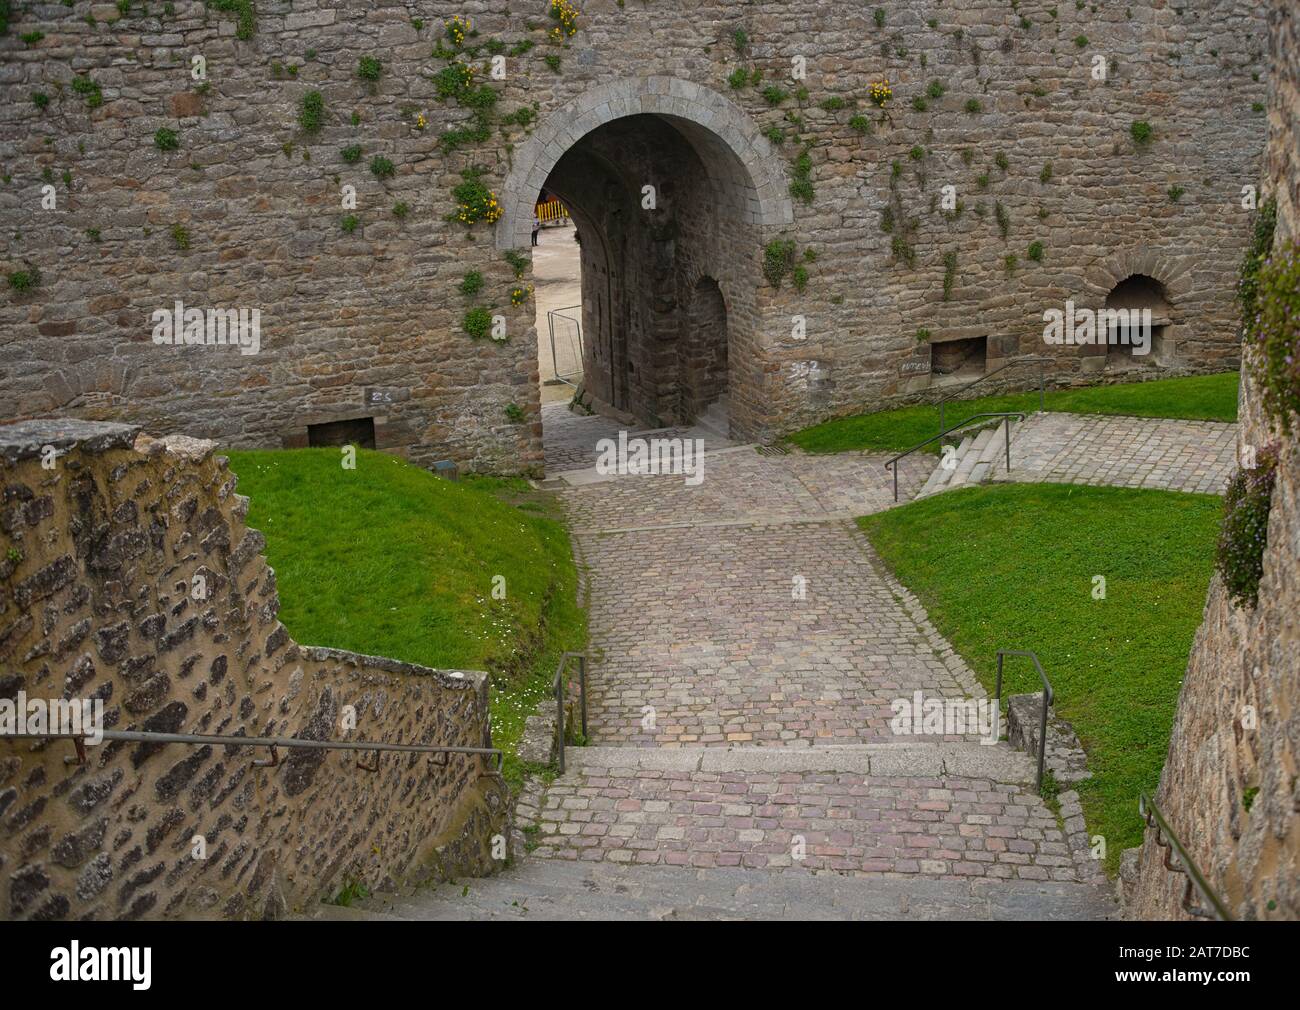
[536,199,569,225]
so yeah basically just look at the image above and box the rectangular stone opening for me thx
[307,417,376,449]
[1106,321,1169,368]
[930,336,987,378]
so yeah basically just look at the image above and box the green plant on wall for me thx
[206,0,254,41]
[1215,444,1278,608]
[763,238,797,288]
[1238,197,1277,340]
[942,250,958,300]
[70,74,103,108]
[6,264,40,293]
[463,305,493,339]
[460,270,484,297]
[1247,240,1300,433]
[789,147,814,204]
[503,249,528,278]
[299,91,325,133]
[450,167,502,226]
[154,127,180,151]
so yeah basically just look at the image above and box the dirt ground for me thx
[532,223,583,405]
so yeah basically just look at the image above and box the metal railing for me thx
[545,305,584,388]
[552,651,588,774]
[994,649,1053,792]
[882,412,1026,501]
[1139,793,1233,921]
[936,355,1053,433]
[4,728,503,772]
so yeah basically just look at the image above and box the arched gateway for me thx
[498,77,792,438]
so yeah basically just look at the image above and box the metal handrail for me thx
[882,412,1027,501]
[552,651,588,774]
[4,728,503,771]
[994,649,1053,792]
[936,355,1053,433]
[1139,793,1234,921]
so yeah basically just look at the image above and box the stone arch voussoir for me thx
[496,76,794,251]
[1082,246,1192,306]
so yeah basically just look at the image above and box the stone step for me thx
[950,427,995,484]
[978,421,1012,468]
[566,741,1034,782]
[915,420,1020,499]
[525,743,1097,882]
[314,859,1116,922]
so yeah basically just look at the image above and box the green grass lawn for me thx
[225,448,586,788]
[858,483,1220,875]
[789,371,1240,455]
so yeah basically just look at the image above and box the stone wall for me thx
[1126,0,1297,921]
[0,1,1269,468]
[0,419,509,920]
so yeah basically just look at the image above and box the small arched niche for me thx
[1103,274,1173,367]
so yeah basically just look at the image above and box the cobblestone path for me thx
[1001,412,1237,495]
[528,407,1111,897]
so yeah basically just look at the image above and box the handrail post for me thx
[579,654,588,739]
[1004,416,1011,473]
[555,665,565,775]
[1036,688,1049,793]
[892,462,898,502]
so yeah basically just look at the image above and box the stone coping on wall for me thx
[0,419,143,464]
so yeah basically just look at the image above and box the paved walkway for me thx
[535,405,1107,895]
[334,404,1236,919]
[1003,412,1237,496]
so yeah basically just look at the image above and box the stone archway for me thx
[497,77,793,251]
[498,77,791,437]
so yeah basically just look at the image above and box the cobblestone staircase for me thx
[313,741,1116,921]
[915,419,1018,499]
[307,411,1130,922]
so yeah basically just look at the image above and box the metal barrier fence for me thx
[537,199,569,225]
[546,305,584,387]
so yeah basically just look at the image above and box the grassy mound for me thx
[789,371,1239,455]
[226,448,585,787]
[859,483,1219,874]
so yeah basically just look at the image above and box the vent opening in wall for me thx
[930,336,987,378]
[1105,274,1173,366]
[307,417,376,449]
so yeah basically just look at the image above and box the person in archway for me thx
[531,212,541,247]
